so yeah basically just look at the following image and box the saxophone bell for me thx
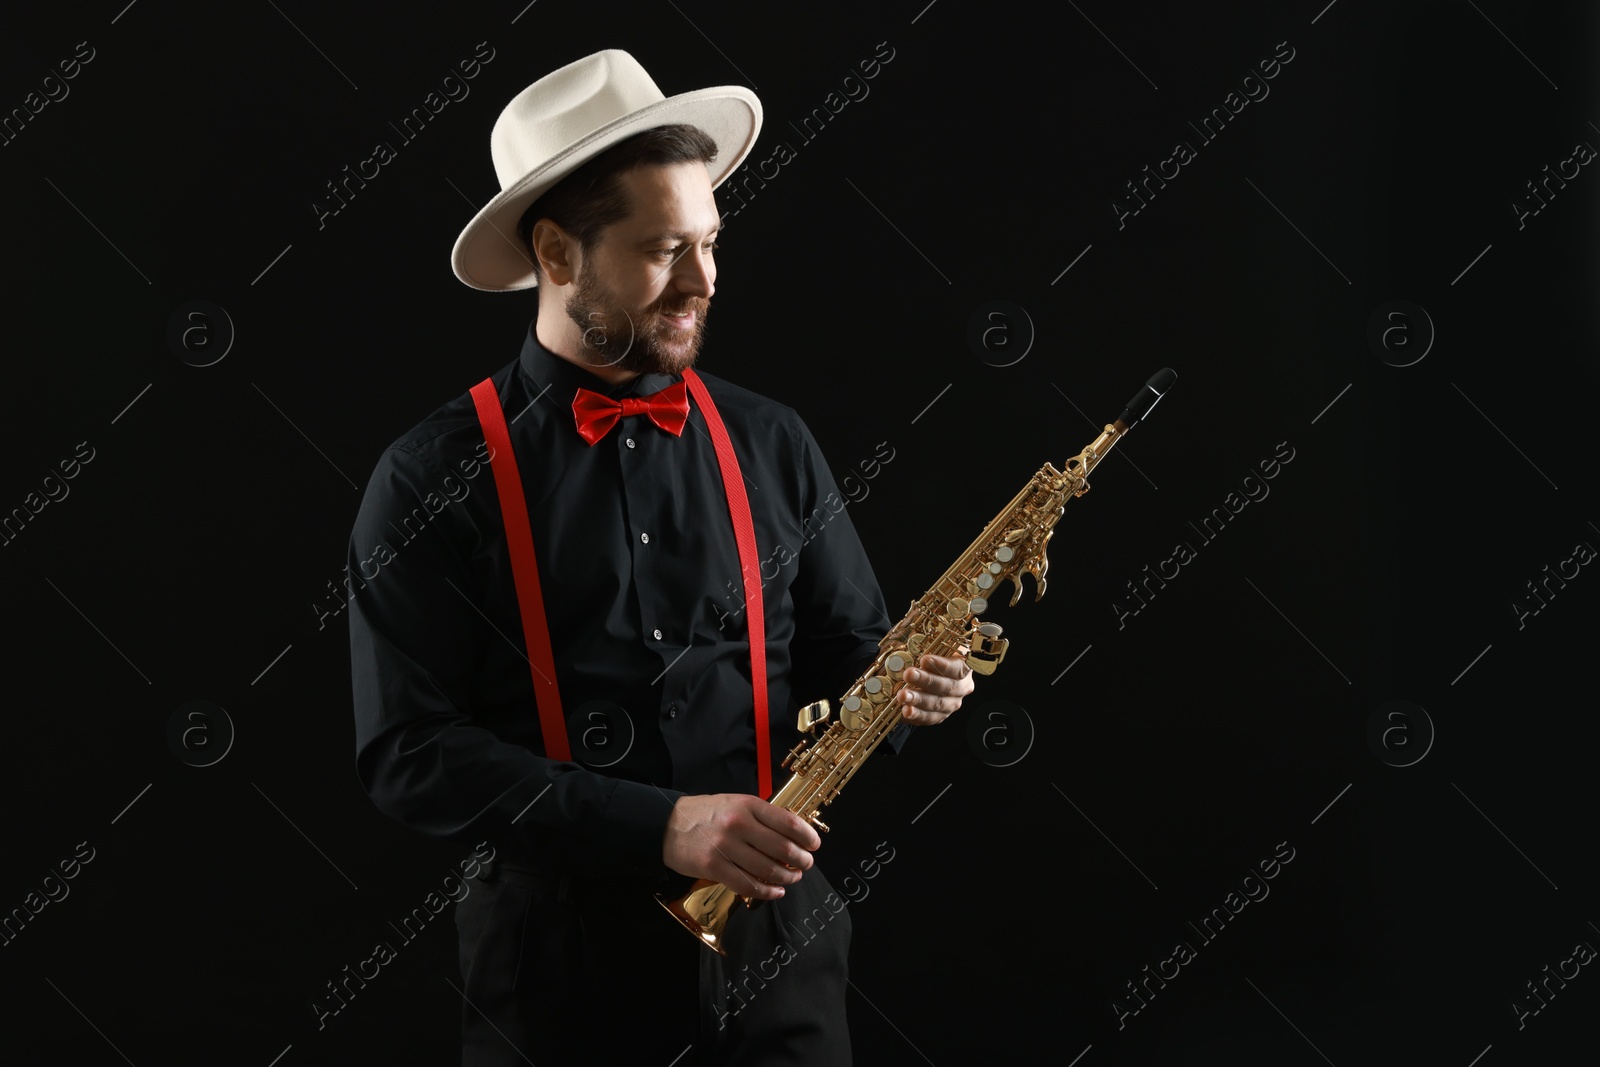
[658,879,747,956]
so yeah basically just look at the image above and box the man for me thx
[348,50,974,1065]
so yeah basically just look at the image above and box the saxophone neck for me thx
[1067,367,1175,483]
[1067,422,1127,486]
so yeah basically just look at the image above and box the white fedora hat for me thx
[451,49,761,291]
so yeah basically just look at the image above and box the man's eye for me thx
[654,241,717,259]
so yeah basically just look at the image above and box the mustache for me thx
[653,297,710,317]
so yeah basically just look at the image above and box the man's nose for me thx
[673,247,715,299]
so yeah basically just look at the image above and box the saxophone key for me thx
[968,622,1009,675]
[796,699,832,734]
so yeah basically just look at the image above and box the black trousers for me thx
[455,861,853,1066]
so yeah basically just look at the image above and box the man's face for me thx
[562,162,719,378]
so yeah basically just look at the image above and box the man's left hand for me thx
[895,654,976,726]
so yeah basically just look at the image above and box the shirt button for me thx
[667,703,679,719]
[653,628,663,640]
[640,532,650,544]
[625,437,636,449]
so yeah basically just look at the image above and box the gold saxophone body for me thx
[659,370,1176,954]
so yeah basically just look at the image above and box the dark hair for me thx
[517,123,719,281]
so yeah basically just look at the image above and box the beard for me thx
[563,262,710,377]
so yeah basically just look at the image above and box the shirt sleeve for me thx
[785,419,913,755]
[347,443,682,881]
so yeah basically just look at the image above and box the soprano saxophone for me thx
[659,369,1177,954]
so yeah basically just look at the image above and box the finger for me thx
[899,684,959,712]
[899,677,963,705]
[906,658,972,693]
[917,654,966,678]
[734,832,812,883]
[688,829,773,896]
[732,842,808,887]
[695,829,789,896]
[902,685,967,719]
[899,703,951,727]
[688,804,809,892]
[720,860,788,900]
[749,803,822,853]
[899,668,945,695]
[711,831,804,890]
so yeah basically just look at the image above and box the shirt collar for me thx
[518,322,679,404]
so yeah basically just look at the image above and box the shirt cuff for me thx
[604,777,683,879]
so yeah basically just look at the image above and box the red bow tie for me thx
[571,381,690,445]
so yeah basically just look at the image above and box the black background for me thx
[2,1,1597,1064]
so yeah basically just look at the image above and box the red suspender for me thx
[469,379,571,761]
[469,371,773,798]
[681,368,771,799]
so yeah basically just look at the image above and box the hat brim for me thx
[451,86,761,292]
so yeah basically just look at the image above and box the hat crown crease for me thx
[491,53,664,187]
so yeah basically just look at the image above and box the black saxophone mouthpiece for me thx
[1117,368,1177,428]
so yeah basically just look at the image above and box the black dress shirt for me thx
[349,325,906,884]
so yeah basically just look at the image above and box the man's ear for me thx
[530,219,577,286]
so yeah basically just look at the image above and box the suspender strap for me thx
[468,371,773,798]
[468,378,570,762]
[681,368,771,799]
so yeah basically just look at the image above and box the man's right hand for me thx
[662,793,821,901]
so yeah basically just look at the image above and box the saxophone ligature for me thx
[659,368,1177,953]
